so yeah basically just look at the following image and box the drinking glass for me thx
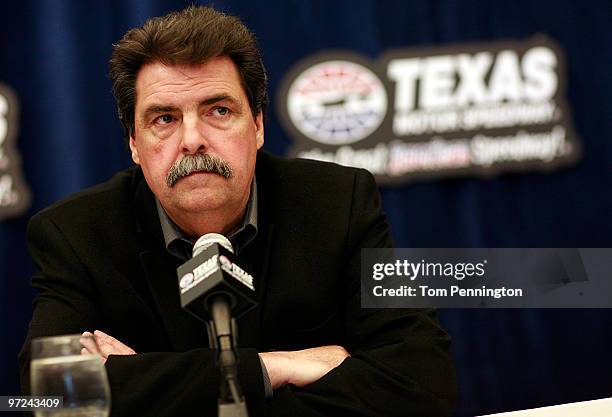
[30,334,110,417]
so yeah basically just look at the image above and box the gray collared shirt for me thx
[155,176,272,398]
[156,177,259,260]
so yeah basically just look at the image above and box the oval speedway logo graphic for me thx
[278,37,583,185]
[285,59,387,145]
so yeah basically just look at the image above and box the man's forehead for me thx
[134,57,246,108]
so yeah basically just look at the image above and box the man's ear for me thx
[128,136,140,165]
[255,111,264,149]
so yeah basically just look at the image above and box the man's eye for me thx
[155,115,174,125]
[212,107,230,116]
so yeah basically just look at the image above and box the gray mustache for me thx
[166,153,233,187]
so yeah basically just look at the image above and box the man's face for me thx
[129,56,264,231]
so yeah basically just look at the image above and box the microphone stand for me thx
[208,294,249,417]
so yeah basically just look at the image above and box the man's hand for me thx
[259,345,350,389]
[79,330,348,388]
[81,330,136,364]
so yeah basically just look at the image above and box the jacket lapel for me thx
[139,249,209,351]
[234,223,275,349]
[235,152,279,349]
[132,173,208,351]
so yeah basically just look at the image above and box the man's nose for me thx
[180,114,210,154]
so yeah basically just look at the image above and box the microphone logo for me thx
[180,254,220,294]
[219,255,255,291]
[179,272,194,289]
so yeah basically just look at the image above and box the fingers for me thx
[80,331,98,354]
[80,330,136,364]
[93,330,136,355]
[80,331,107,364]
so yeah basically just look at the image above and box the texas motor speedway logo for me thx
[285,59,387,145]
[277,36,582,185]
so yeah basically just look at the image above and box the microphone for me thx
[177,233,256,323]
[176,233,253,416]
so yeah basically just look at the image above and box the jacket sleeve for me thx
[267,169,458,417]
[19,212,267,417]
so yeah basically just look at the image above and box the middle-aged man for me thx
[19,6,456,417]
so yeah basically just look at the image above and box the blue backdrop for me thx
[1,1,611,416]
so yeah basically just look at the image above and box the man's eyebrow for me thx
[201,94,242,109]
[141,105,179,121]
[140,95,242,121]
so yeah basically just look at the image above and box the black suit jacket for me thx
[20,151,456,417]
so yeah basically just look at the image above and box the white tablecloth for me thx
[479,397,612,417]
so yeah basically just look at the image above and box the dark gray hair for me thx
[109,5,268,145]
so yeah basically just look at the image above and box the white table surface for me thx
[479,397,612,417]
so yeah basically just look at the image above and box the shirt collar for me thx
[156,176,258,260]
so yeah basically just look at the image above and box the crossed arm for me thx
[81,330,350,390]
